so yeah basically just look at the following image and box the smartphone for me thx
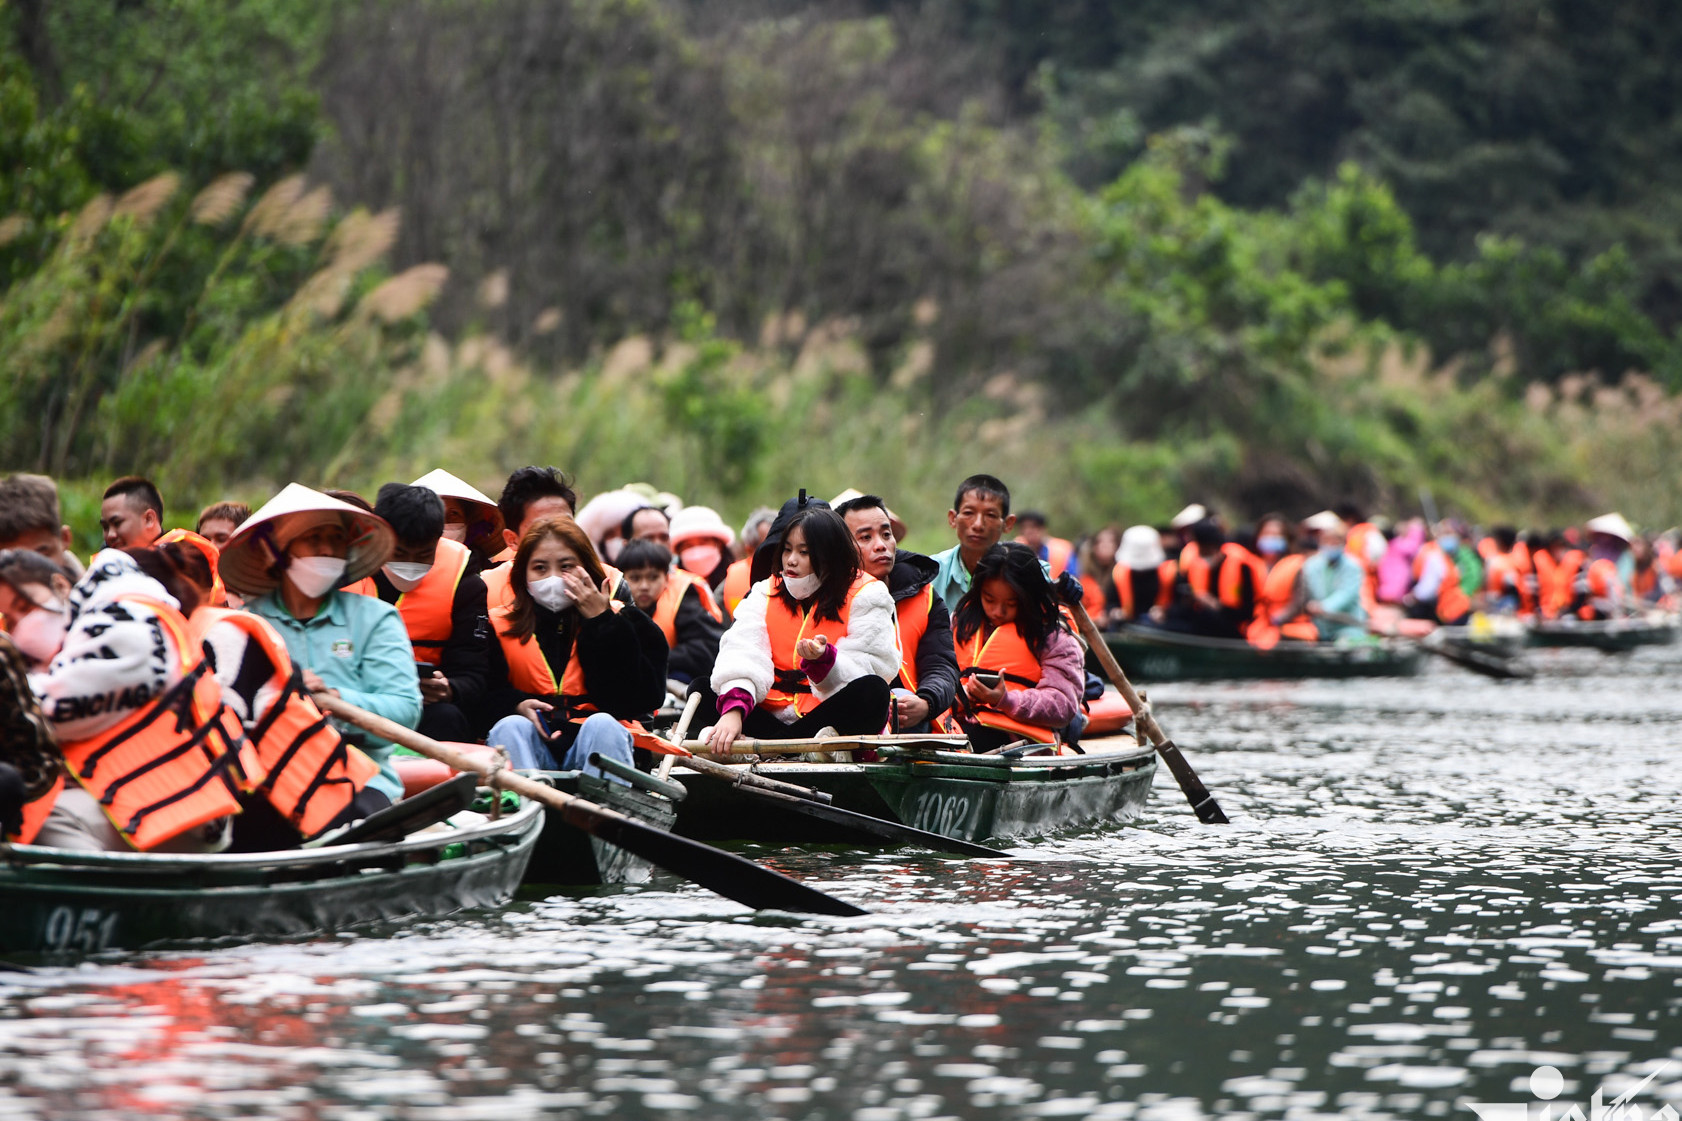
[534,708,558,739]
[416,662,439,679]
[972,672,1003,688]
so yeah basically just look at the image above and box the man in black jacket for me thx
[835,494,959,732]
[370,483,490,742]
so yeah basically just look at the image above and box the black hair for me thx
[621,505,670,541]
[103,475,163,520]
[375,483,446,546]
[775,506,859,623]
[122,546,202,617]
[952,474,1011,517]
[952,544,1065,658]
[617,538,673,573]
[498,466,577,534]
[1016,510,1047,528]
[1332,502,1366,525]
[1492,525,1518,552]
[326,488,373,513]
[832,493,889,521]
[1191,519,1225,551]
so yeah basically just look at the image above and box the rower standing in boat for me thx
[835,493,959,734]
[699,498,897,753]
[950,545,1083,751]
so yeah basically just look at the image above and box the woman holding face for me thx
[482,516,668,773]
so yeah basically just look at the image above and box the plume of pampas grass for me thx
[327,208,400,275]
[478,269,509,309]
[190,172,255,226]
[289,268,354,319]
[532,307,563,335]
[70,194,114,244]
[273,185,332,247]
[360,264,450,322]
[245,175,306,238]
[112,173,181,224]
[0,214,25,246]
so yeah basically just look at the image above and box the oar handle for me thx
[655,693,703,780]
[313,692,623,835]
[678,752,835,804]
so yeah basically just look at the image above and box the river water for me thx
[3,645,1680,1120]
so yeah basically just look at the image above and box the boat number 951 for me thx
[42,906,119,953]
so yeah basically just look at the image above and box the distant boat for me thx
[1102,624,1425,682]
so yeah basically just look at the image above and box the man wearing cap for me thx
[365,483,490,743]
[835,493,958,732]
[222,484,422,811]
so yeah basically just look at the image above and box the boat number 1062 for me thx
[42,906,119,952]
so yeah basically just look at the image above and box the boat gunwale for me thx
[1107,624,1416,659]
[677,745,1158,784]
[1,798,544,874]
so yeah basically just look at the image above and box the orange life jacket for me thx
[762,572,879,717]
[12,775,63,845]
[1484,551,1535,615]
[1215,543,1265,612]
[649,569,725,647]
[1413,544,1471,623]
[1539,549,1584,620]
[1112,561,1176,620]
[190,607,380,838]
[1079,573,1106,620]
[954,622,1056,744]
[1251,553,1317,649]
[1577,557,1623,620]
[893,586,934,694]
[1045,538,1074,579]
[1633,563,1659,602]
[492,597,625,720]
[51,595,258,851]
[719,558,752,616]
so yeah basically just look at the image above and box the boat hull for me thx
[670,743,1157,845]
[0,801,543,955]
[522,771,678,887]
[1527,617,1679,651]
[1103,625,1425,681]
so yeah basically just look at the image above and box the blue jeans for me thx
[485,711,636,784]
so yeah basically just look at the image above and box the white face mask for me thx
[529,575,574,613]
[442,522,468,544]
[782,572,822,600]
[9,602,69,665]
[286,555,348,598]
[383,561,433,592]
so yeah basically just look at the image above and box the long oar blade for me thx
[568,802,868,916]
[724,781,1014,858]
[1423,636,1533,680]
[1066,597,1230,824]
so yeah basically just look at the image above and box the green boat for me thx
[0,796,543,955]
[1527,615,1679,652]
[1103,624,1425,682]
[522,770,678,887]
[668,741,1158,845]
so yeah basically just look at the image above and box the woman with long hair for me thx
[1076,526,1120,623]
[701,502,897,753]
[482,515,668,772]
[950,543,1084,752]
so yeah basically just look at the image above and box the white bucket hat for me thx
[575,488,649,551]
[1303,510,1345,534]
[219,483,396,597]
[669,505,736,549]
[1117,525,1167,571]
[411,468,503,533]
[1585,512,1634,543]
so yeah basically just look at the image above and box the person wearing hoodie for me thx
[835,493,958,732]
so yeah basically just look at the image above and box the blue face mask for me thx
[1320,545,1345,563]
[1439,535,1460,554]
[1257,534,1287,556]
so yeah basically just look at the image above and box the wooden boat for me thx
[668,737,1158,846]
[1103,624,1425,682]
[1527,615,1680,652]
[0,796,542,955]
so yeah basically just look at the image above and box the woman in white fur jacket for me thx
[701,503,898,753]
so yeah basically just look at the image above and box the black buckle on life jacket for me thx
[78,661,211,779]
[772,669,812,694]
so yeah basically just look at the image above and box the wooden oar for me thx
[1065,598,1230,824]
[1319,610,1532,680]
[312,693,867,917]
[680,735,970,756]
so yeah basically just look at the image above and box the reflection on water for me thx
[3,646,1681,1119]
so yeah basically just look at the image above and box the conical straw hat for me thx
[219,483,396,597]
[1585,512,1634,543]
[411,468,503,534]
